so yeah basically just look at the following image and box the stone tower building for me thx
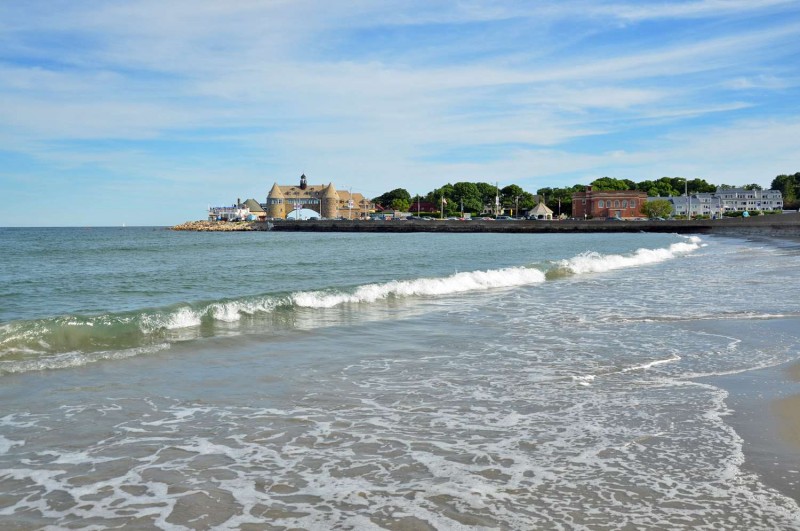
[266,183,286,219]
[265,174,373,219]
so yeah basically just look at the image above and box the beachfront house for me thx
[649,188,784,218]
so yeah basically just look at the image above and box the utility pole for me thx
[685,179,690,219]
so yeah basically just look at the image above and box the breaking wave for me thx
[550,236,702,276]
[0,239,700,374]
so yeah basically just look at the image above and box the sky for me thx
[1,0,800,226]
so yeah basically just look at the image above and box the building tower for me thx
[322,182,339,219]
[266,183,286,219]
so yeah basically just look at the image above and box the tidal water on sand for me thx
[1,226,799,529]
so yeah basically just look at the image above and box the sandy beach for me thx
[709,341,800,505]
[774,363,800,450]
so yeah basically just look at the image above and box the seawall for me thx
[173,214,800,238]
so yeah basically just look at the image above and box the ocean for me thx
[1,226,799,530]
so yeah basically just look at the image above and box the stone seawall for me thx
[172,214,800,238]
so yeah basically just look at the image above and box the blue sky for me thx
[1,0,799,226]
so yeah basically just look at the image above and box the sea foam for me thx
[291,266,547,309]
[556,236,701,275]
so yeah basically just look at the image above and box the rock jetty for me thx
[171,220,273,232]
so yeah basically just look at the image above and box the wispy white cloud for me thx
[0,1,799,225]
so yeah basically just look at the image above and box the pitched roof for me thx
[243,198,265,213]
[268,183,285,199]
[530,202,554,215]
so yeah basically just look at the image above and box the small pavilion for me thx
[528,202,554,220]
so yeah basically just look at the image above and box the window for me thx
[598,200,605,208]
[614,200,620,208]
[622,200,628,208]
[630,200,636,208]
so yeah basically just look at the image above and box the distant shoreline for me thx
[172,213,800,237]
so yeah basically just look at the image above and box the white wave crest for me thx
[163,307,203,329]
[291,267,547,308]
[557,238,701,275]
[208,297,280,322]
[0,344,170,375]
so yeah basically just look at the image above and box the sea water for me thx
[0,227,799,529]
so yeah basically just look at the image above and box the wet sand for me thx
[709,354,800,505]
[773,364,800,450]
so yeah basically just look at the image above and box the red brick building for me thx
[572,186,648,219]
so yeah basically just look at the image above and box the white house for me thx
[649,188,783,218]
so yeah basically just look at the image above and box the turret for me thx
[322,183,339,219]
[267,183,286,219]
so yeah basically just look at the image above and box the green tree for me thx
[636,177,681,197]
[641,199,673,218]
[688,178,716,194]
[743,183,763,191]
[475,182,501,210]
[425,184,457,215]
[771,173,800,206]
[390,198,410,211]
[537,186,582,216]
[590,177,630,191]
[500,184,525,201]
[373,188,411,208]
[452,182,484,213]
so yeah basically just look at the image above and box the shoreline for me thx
[172,213,800,237]
[773,362,800,451]
[707,353,800,505]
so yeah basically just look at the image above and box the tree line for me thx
[371,173,799,216]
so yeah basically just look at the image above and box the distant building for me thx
[208,200,251,221]
[571,187,648,219]
[527,202,554,220]
[242,198,266,221]
[407,200,438,214]
[649,187,783,217]
[266,174,375,219]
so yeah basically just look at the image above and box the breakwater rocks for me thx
[171,220,273,232]
[172,214,800,237]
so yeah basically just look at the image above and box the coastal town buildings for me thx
[649,188,784,218]
[266,174,375,219]
[571,187,648,219]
